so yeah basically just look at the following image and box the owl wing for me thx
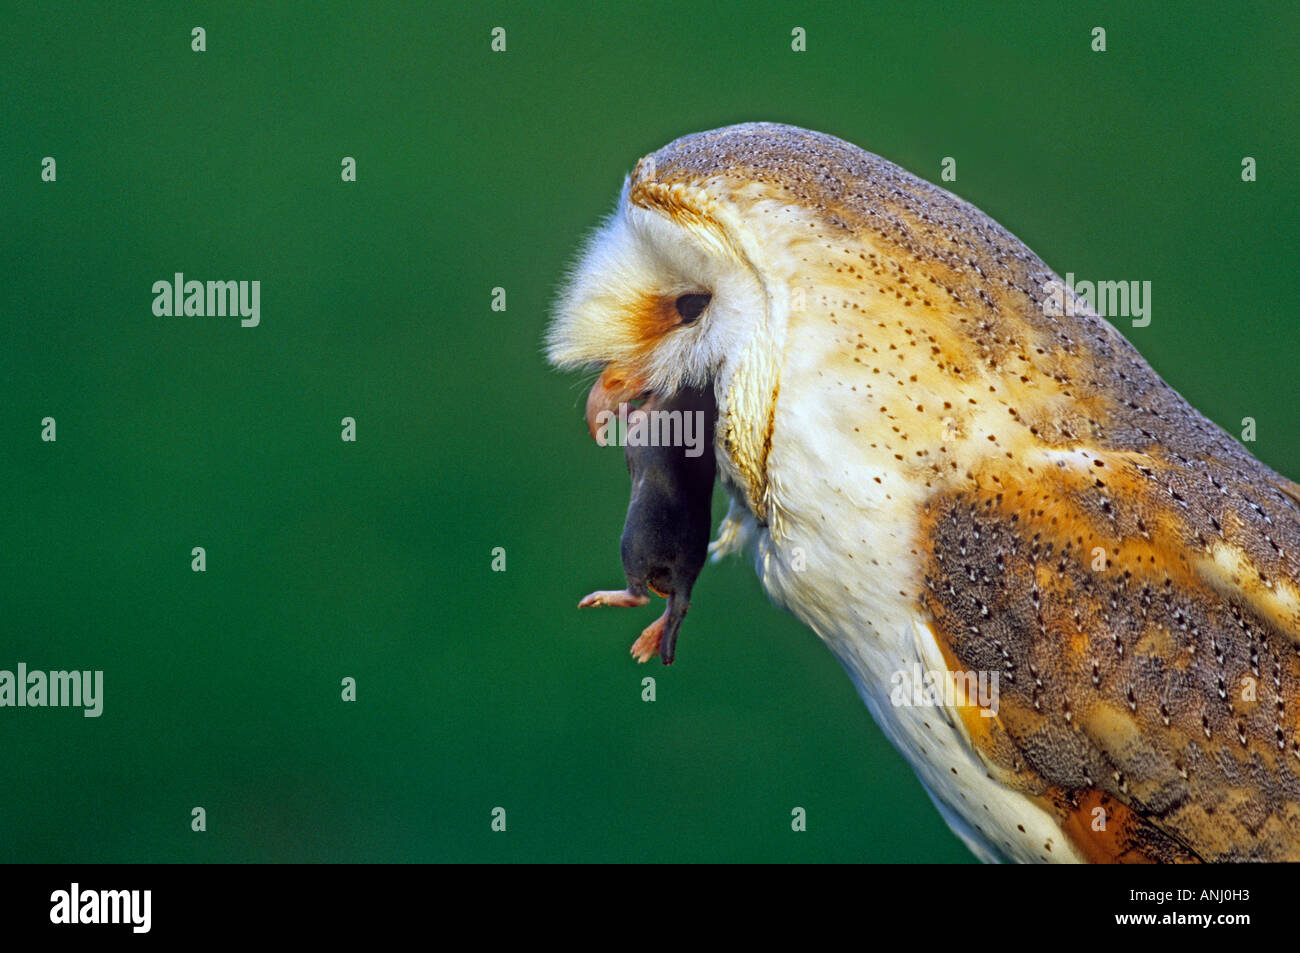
[917,446,1300,863]
[1277,477,1300,510]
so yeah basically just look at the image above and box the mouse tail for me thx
[658,592,692,665]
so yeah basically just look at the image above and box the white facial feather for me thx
[547,178,767,398]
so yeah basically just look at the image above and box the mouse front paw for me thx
[578,589,650,609]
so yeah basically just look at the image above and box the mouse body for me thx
[578,385,717,664]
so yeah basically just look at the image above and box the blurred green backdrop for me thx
[1,1,1296,862]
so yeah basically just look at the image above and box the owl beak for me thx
[585,365,648,443]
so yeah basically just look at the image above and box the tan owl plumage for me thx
[547,122,1300,862]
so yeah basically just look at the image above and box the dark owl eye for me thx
[675,293,711,324]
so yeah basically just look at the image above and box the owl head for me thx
[545,126,795,442]
[546,122,1091,517]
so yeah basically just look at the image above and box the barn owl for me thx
[546,122,1300,863]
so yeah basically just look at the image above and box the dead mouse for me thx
[578,384,717,664]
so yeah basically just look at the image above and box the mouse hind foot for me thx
[629,613,666,664]
[630,594,690,665]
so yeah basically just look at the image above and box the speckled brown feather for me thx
[631,123,1300,861]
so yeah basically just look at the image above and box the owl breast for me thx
[735,273,1090,862]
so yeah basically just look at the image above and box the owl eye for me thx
[674,293,711,324]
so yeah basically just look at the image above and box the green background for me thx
[2,1,1296,863]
